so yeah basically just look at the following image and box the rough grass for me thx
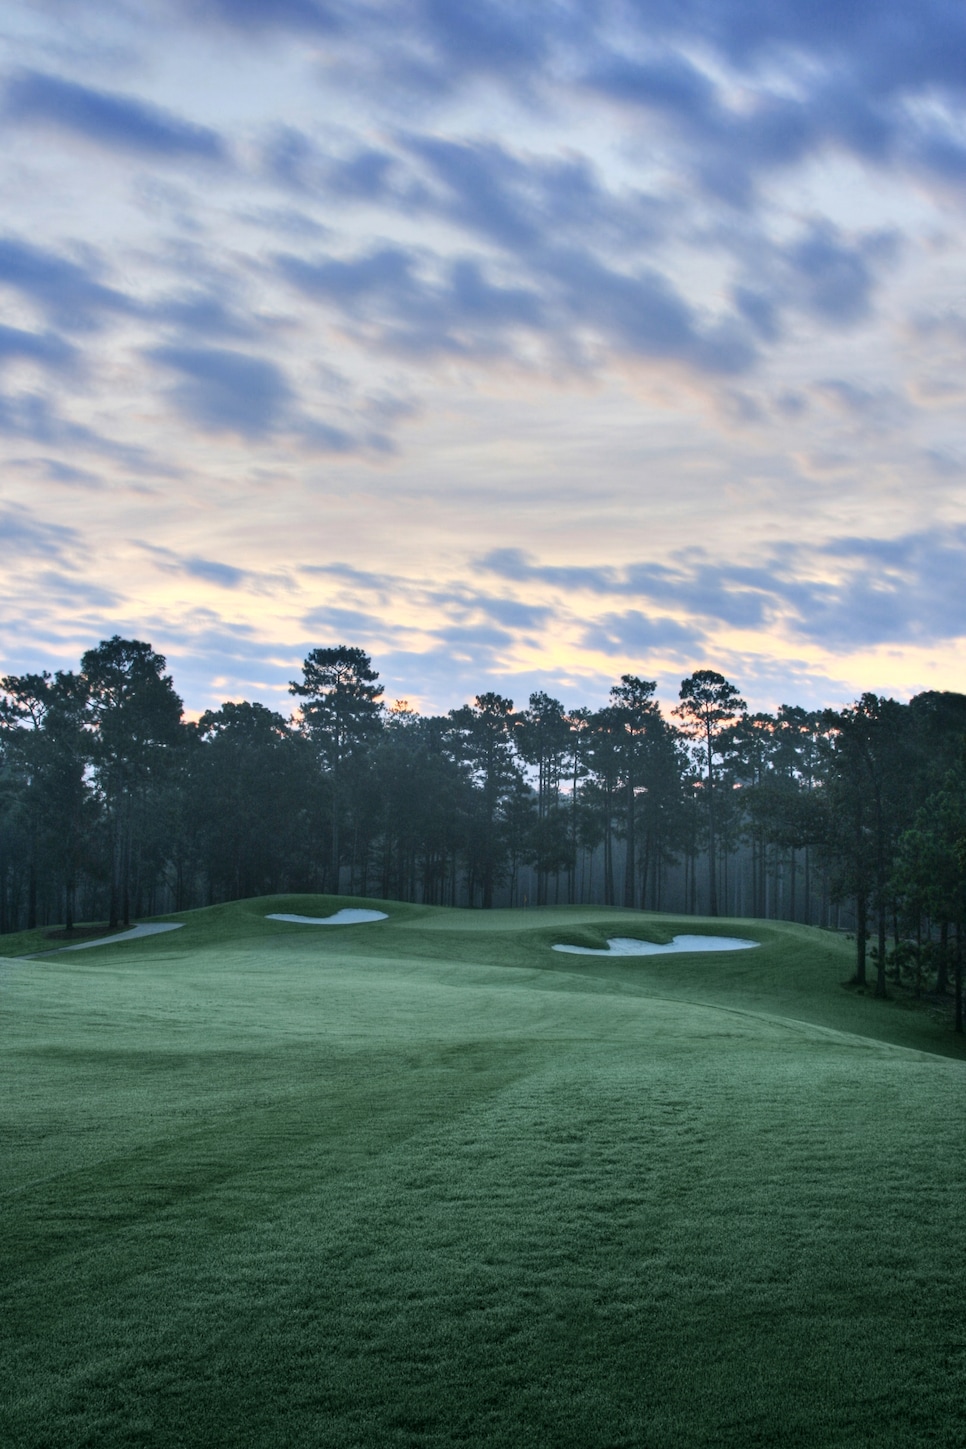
[2,898,965,1447]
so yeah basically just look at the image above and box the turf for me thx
[2,897,965,1447]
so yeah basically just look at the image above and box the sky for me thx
[2,0,966,720]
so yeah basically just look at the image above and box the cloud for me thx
[780,529,966,647]
[0,324,77,371]
[168,0,966,189]
[300,604,408,639]
[416,585,553,638]
[298,573,552,641]
[261,127,404,203]
[399,134,553,251]
[544,246,757,373]
[139,545,306,605]
[276,243,547,359]
[479,529,966,654]
[581,609,706,656]
[175,0,556,87]
[430,619,516,659]
[583,50,719,127]
[147,344,294,436]
[276,244,416,308]
[607,0,966,103]
[582,52,901,205]
[260,126,327,191]
[466,595,551,631]
[732,286,781,343]
[634,562,777,630]
[146,339,400,451]
[161,0,966,124]
[399,133,561,252]
[258,128,897,380]
[300,561,391,590]
[276,237,757,373]
[476,548,617,593]
[5,0,966,729]
[264,128,669,258]
[916,130,966,187]
[181,0,341,34]
[150,289,262,340]
[812,377,908,424]
[298,417,357,452]
[239,204,330,239]
[786,222,889,326]
[4,71,228,163]
[182,557,249,589]
[410,0,550,80]
[30,570,122,610]
[9,455,104,488]
[0,503,78,561]
[0,236,137,332]
[710,218,901,346]
[0,390,164,471]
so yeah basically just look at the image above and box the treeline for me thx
[2,637,965,1029]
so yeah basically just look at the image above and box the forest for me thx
[2,636,965,1029]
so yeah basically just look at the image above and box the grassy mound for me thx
[2,898,964,1447]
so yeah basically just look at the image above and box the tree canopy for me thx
[3,642,965,1031]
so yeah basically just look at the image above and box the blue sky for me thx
[2,0,966,717]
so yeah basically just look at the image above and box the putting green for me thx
[2,896,964,1448]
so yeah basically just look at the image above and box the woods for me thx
[3,637,965,1029]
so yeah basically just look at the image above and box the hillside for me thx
[2,899,964,1448]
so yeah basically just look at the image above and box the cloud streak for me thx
[5,71,229,163]
[477,530,966,652]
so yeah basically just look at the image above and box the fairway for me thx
[2,898,965,1448]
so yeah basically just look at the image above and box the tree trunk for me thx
[789,849,796,922]
[855,893,868,986]
[109,870,120,929]
[875,906,887,998]
[27,860,37,931]
[937,921,949,994]
[623,775,636,908]
[803,845,810,926]
[706,723,718,917]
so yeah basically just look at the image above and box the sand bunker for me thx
[266,910,388,925]
[553,934,758,957]
[62,923,185,951]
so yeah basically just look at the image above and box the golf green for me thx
[2,897,964,1447]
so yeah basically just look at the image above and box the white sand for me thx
[62,923,185,951]
[553,934,758,957]
[266,910,388,925]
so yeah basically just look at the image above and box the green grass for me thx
[2,897,965,1447]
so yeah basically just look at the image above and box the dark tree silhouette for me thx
[820,695,916,994]
[290,647,383,890]
[5,632,966,1042]
[81,638,184,928]
[515,692,572,904]
[602,676,660,909]
[675,671,746,916]
[448,693,521,908]
[190,702,317,901]
[893,765,966,1032]
[0,671,92,931]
